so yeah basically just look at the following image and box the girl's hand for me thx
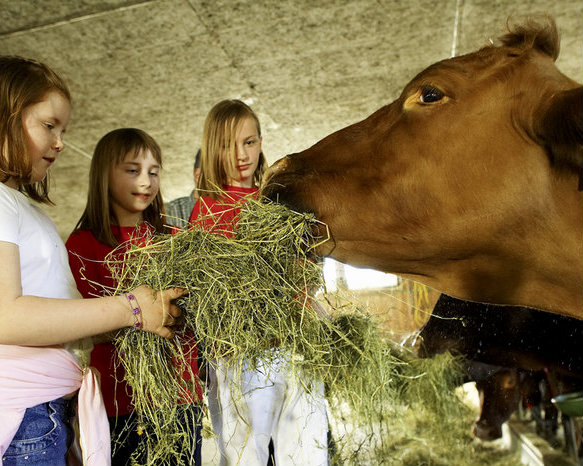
[126,286,186,338]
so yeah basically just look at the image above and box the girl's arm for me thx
[0,241,184,346]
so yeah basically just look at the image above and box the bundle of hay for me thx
[108,197,518,466]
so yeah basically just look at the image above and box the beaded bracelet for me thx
[126,293,143,330]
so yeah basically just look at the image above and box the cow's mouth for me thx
[473,420,503,441]
[259,187,330,259]
[261,162,318,218]
[261,157,334,256]
[262,179,311,214]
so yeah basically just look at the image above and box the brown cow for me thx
[262,17,583,319]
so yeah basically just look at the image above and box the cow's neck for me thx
[426,241,583,320]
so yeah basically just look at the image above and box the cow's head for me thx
[262,17,583,316]
[468,363,524,441]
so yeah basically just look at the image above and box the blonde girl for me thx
[190,99,329,466]
[66,128,202,466]
[0,56,183,466]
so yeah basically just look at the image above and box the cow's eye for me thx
[420,85,444,103]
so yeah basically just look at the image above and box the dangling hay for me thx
[107,196,519,466]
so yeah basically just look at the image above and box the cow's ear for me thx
[534,86,583,173]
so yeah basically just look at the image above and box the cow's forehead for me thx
[398,46,571,112]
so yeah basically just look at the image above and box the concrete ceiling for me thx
[1,0,582,240]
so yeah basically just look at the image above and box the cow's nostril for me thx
[473,420,503,441]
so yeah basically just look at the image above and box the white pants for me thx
[207,355,329,466]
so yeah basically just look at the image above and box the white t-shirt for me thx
[0,182,90,360]
[0,182,80,300]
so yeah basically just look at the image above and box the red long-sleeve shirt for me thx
[189,185,258,237]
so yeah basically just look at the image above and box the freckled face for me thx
[20,91,71,185]
[108,149,160,226]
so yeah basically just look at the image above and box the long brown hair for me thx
[0,55,71,204]
[197,99,267,200]
[74,128,166,247]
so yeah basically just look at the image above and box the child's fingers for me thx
[157,325,175,339]
[165,287,188,300]
[161,289,184,318]
[133,286,186,337]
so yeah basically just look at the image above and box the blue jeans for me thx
[3,398,73,466]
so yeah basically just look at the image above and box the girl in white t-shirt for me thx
[0,56,185,466]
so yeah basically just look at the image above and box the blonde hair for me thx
[0,55,71,204]
[197,99,267,200]
[74,128,167,247]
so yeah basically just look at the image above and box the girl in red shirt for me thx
[66,128,202,466]
[190,100,329,466]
